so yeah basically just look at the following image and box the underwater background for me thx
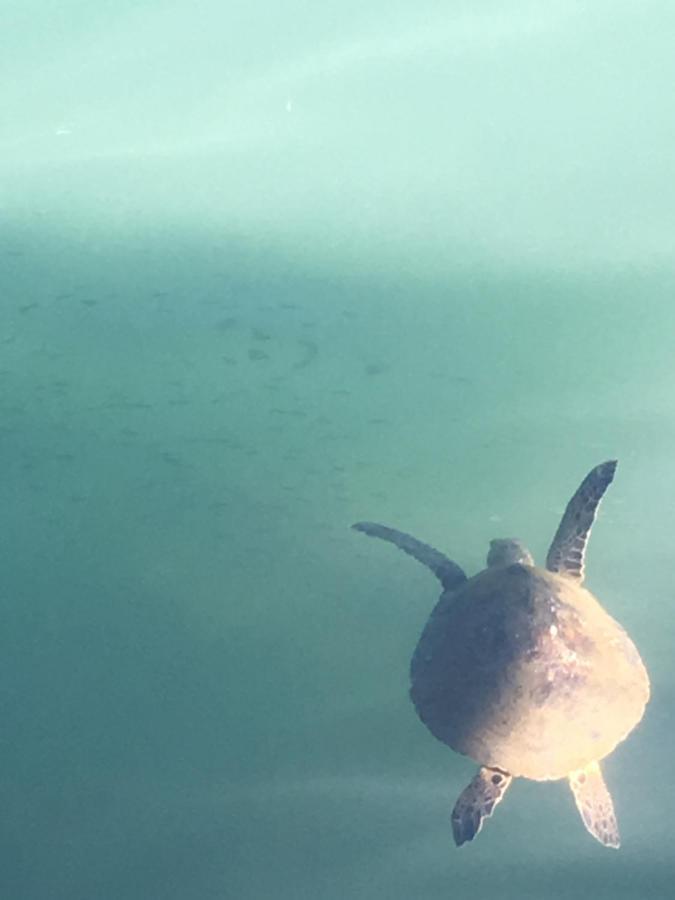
[2,2,674,897]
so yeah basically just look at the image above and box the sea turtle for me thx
[352,460,649,849]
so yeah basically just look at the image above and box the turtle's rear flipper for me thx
[351,522,466,591]
[451,767,513,846]
[569,761,620,849]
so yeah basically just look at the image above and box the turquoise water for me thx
[2,3,674,897]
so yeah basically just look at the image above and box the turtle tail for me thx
[352,522,467,591]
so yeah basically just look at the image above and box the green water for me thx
[2,3,674,898]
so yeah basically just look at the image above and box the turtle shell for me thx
[410,563,649,780]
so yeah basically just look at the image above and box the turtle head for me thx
[487,538,534,568]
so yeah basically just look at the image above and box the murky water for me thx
[2,3,674,898]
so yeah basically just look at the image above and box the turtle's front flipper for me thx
[451,767,512,846]
[352,522,467,591]
[545,460,617,583]
[569,761,620,849]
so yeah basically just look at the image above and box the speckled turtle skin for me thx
[409,563,649,780]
